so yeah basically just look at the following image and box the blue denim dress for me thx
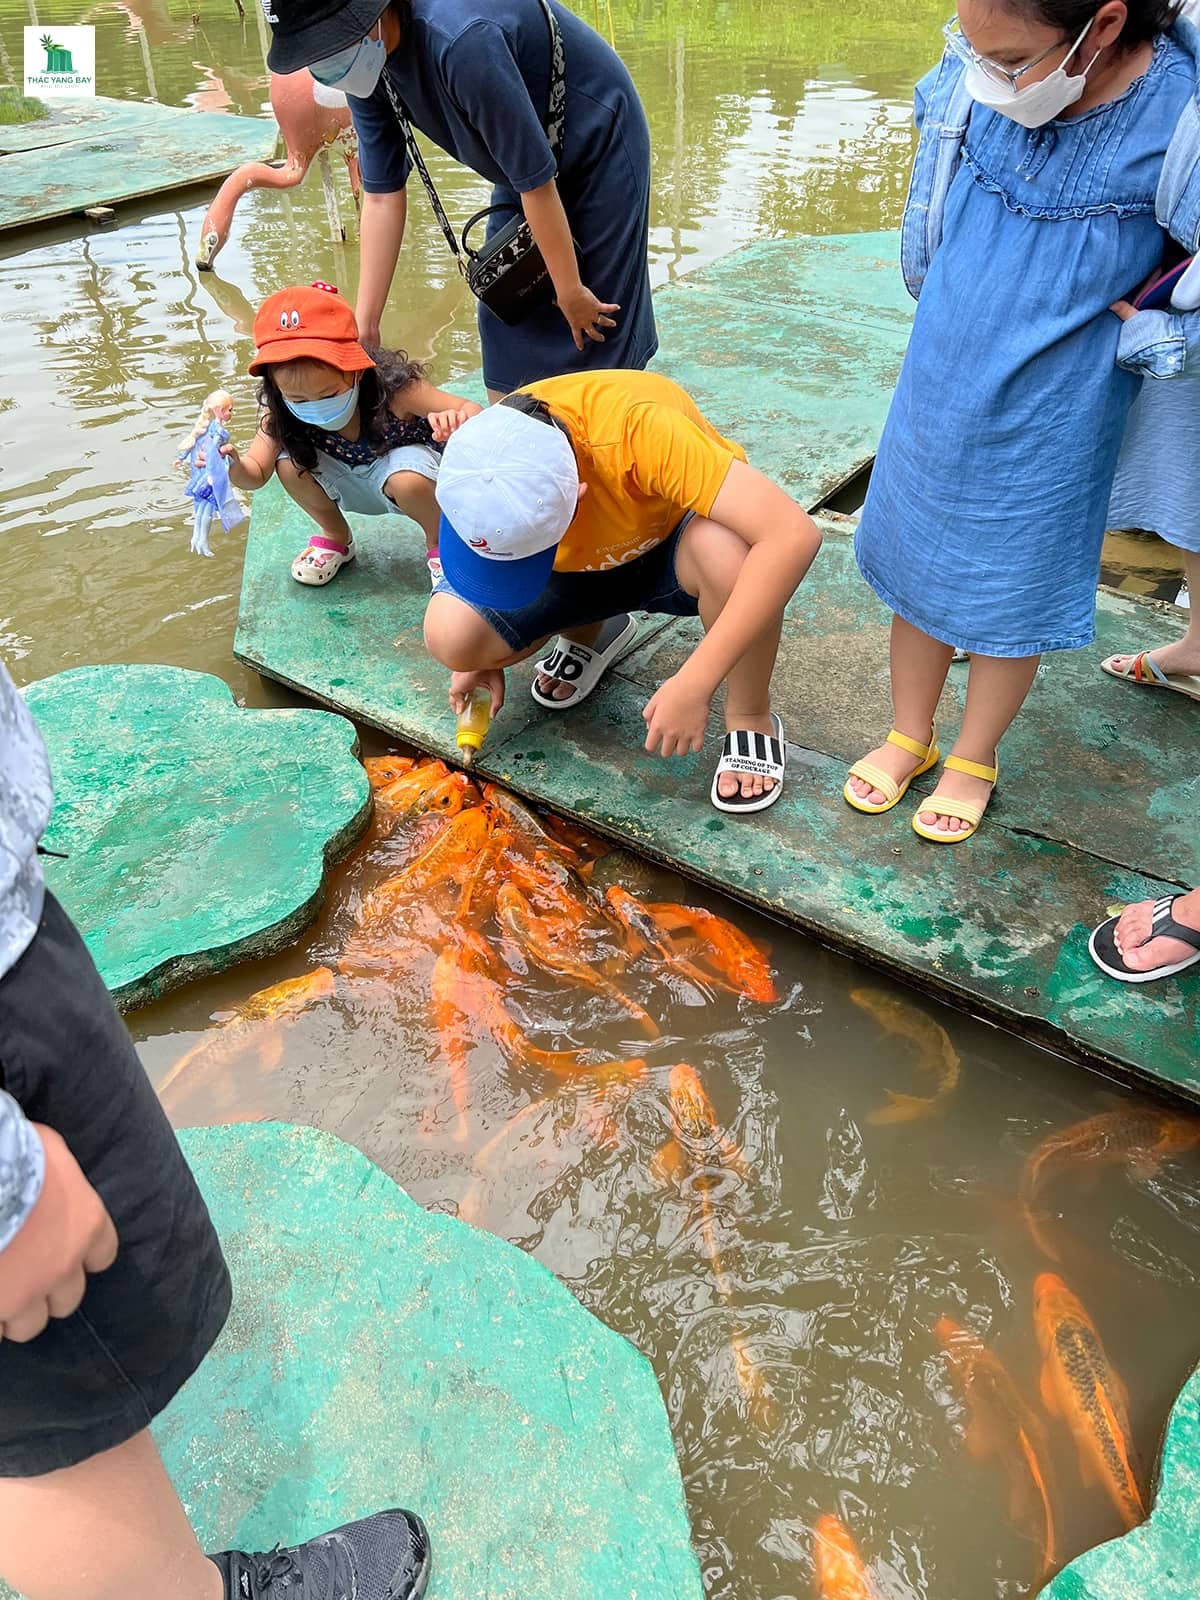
[1108,378,1200,552]
[856,36,1194,656]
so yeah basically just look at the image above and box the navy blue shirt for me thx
[350,0,641,198]
[350,0,658,393]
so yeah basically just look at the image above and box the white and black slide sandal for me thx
[1088,895,1200,984]
[530,614,640,710]
[710,713,786,815]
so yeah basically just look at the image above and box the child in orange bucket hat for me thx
[224,281,481,586]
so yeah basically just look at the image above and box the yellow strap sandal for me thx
[911,754,998,844]
[843,727,939,815]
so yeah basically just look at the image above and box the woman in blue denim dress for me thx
[846,0,1195,842]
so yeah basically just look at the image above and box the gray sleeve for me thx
[0,1089,45,1252]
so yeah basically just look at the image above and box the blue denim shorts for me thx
[310,442,440,519]
[435,513,699,653]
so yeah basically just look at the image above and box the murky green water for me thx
[2,2,1199,1595]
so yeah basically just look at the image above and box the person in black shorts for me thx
[0,661,431,1600]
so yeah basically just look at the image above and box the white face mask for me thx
[965,19,1100,129]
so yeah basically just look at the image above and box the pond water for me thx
[2,0,1198,1595]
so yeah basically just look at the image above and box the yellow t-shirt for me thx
[520,370,747,573]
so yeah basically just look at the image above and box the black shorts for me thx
[0,894,231,1477]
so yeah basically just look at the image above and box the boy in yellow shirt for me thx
[425,371,820,812]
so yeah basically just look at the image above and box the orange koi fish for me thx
[813,1515,878,1600]
[642,900,777,1003]
[603,886,715,994]
[357,807,492,926]
[540,812,611,869]
[495,884,659,1038]
[1021,1107,1200,1261]
[1033,1273,1145,1530]
[157,967,335,1110]
[363,754,416,789]
[849,986,961,1124]
[935,1318,1057,1579]
[372,760,450,815]
[430,941,478,1142]
[480,783,559,852]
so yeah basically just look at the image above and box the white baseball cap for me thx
[435,402,579,610]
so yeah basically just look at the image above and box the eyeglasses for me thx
[942,13,1093,90]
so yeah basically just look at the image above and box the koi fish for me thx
[495,883,659,1039]
[540,812,611,869]
[604,886,715,995]
[436,930,603,1077]
[812,1515,878,1599]
[481,784,558,853]
[372,760,451,815]
[1021,1107,1200,1261]
[641,900,777,1003]
[935,1317,1057,1579]
[157,967,335,1109]
[363,754,416,789]
[430,940,478,1142]
[850,986,961,1123]
[1033,1273,1144,1530]
[357,807,492,926]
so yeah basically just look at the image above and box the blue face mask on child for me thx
[282,380,360,431]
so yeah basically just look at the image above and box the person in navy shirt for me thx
[268,0,658,399]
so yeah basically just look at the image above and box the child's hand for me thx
[642,672,711,758]
[1110,299,1137,322]
[449,669,505,716]
[428,402,483,443]
[219,440,240,465]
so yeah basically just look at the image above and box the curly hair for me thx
[1004,0,1183,48]
[257,344,424,474]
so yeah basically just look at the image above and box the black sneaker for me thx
[210,1509,430,1600]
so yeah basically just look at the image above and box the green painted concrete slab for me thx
[1038,1362,1200,1600]
[651,231,914,504]
[152,1122,702,1600]
[23,665,369,1009]
[0,97,277,231]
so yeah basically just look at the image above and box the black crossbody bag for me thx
[380,0,580,327]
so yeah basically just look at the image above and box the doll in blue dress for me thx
[845,0,1195,842]
[174,390,246,558]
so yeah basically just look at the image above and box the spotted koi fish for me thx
[1033,1273,1144,1530]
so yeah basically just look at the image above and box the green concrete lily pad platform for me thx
[1038,1362,1200,1600]
[23,665,369,1009]
[0,96,277,232]
[154,1122,702,1600]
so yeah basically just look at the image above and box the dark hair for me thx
[257,344,423,473]
[1006,0,1182,48]
[498,390,573,443]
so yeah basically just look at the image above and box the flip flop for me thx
[911,753,998,844]
[530,614,640,710]
[711,713,786,815]
[844,727,939,815]
[1101,651,1200,702]
[1089,895,1200,983]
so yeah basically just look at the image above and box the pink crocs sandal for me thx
[292,535,355,587]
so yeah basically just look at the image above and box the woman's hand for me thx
[449,668,506,716]
[642,671,711,759]
[556,283,620,352]
[428,401,483,443]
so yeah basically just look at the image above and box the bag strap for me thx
[381,0,566,269]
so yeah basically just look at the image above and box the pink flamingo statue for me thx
[196,70,361,270]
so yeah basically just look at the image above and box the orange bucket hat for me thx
[248,282,375,375]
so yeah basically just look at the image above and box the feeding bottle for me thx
[455,686,492,767]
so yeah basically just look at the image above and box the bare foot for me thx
[718,713,780,801]
[1108,642,1200,679]
[916,752,996,835]
[846,730,931,807]
[1114,887,1200,973]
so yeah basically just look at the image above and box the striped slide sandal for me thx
[711,713,786,815]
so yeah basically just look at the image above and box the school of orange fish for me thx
[155,755,1200,1598]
